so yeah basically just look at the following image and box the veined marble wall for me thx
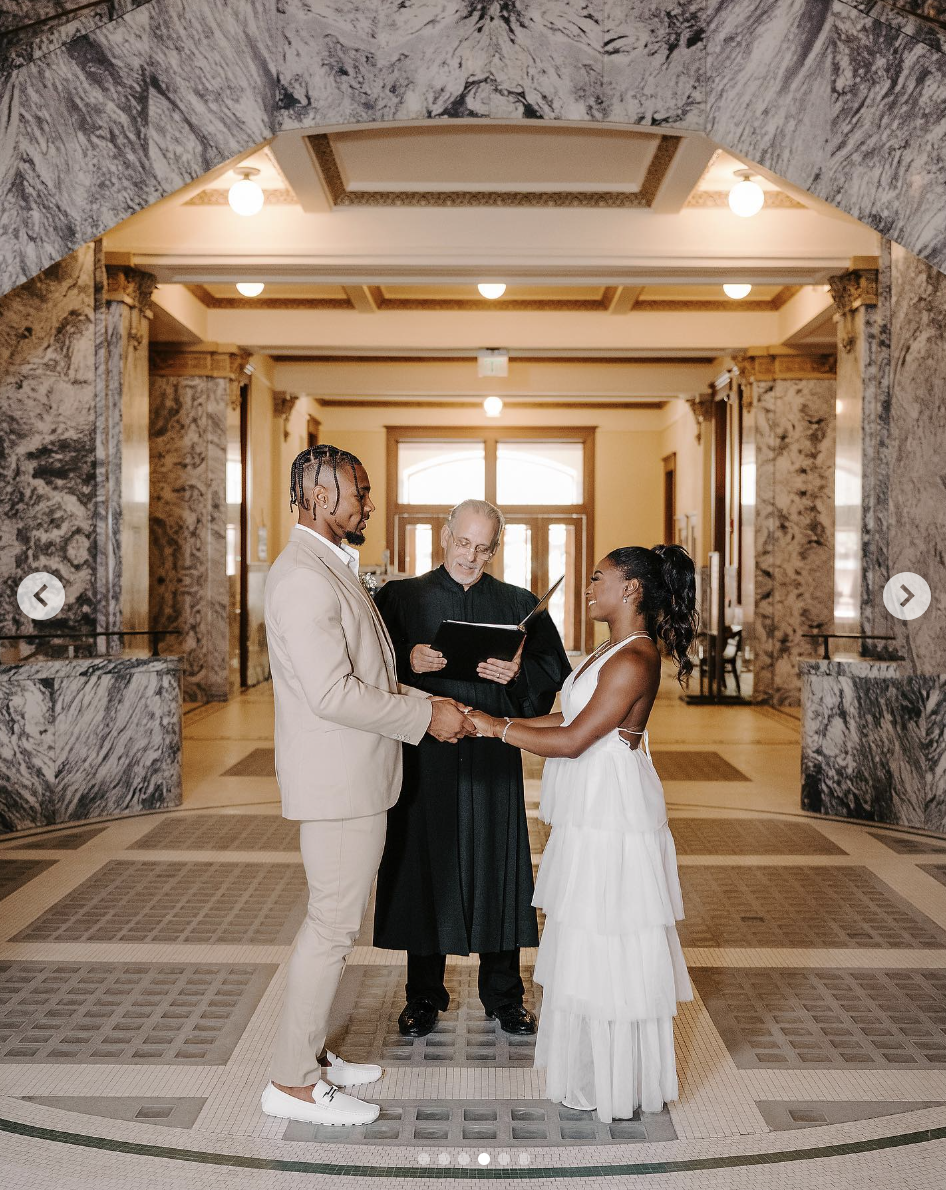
[0,245,103,650]
[0,248,155,658]
[743,357,836,706]
[5,1,946,294]
[150,346,245,703]
[886,242,946,673]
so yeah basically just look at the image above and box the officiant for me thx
[373,498,571,1037]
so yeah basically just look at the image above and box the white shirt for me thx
[295,524,360,576]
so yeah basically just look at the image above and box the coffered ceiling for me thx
[106,121,879,377]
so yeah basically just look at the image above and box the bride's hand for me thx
[467,709,498,737]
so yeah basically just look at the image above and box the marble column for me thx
[801,243,946,826]
[829,267,878,638]
[884,242,946,674]
[102,264,156,643]
[736,353,837,706]
[0,246,156,659]
[0,244,99,652]
[149,344,248,703]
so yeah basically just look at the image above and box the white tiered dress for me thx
[532,636,692,1123]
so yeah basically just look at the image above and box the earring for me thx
[623,595,629,604]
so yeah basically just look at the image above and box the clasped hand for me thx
[427,698,502,744]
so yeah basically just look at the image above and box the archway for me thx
[2,0,946,297]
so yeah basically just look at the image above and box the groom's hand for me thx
[427,698,475,743]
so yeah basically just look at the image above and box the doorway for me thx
[388,427,594,652]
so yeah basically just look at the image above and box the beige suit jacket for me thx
[264,526,432,821]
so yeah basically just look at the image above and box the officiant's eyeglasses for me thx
[447,529,494,560]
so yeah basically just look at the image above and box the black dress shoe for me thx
[486,1003,538,1035]
[398,999,439,1037]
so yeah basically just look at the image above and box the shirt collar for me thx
[295,524,360,575]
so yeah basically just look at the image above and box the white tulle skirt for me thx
[532,736,692,1123]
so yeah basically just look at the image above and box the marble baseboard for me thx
[0,656,182,833]
[800,660,946,831]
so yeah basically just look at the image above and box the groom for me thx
[261,444,474,1126]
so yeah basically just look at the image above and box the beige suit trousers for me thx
[270,811,387,1086]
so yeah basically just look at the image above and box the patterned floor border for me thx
[3,1105,946,1179]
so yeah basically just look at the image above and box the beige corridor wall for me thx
[659,400,705,562]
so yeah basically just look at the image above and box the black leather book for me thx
[429,575,563,682]
[429,620,525,682]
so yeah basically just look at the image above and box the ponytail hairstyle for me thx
[605,543,699,685]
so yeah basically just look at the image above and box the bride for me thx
[469,544,697,1123]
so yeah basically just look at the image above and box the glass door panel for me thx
[396,515,447,576]
[548,522,578,651]
[501,523,532,590]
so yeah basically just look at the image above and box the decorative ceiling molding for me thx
[684,190,806,209]
[308,133,681,209]
[313,398,667,410]
[185,284,353,310]
[270,354,717,364]
[184,188,299,206]
[185,284,799,314]
[733,352,837,381]
[373,288,618,312]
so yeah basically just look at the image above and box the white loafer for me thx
[261,1080,380,1126]
[323,1049,383,1088]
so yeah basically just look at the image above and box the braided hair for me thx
[289,444,363,514]
[606,543,699,685]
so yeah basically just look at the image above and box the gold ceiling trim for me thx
[636,286,800,313]
[375,289,618,312]
[185,284,353,310]
[684,191,806,209]
[187,284,798,314]
[308,133,680,209]
[314,398,667,410]
[734,352,837,381]
[184,188,299,206]
[270,354,717,365]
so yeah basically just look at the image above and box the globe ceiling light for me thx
[483,396,504,417]
[236,282,265,297]
[228,167,264,216]
[477,282,507,300]
[723,283,752,300]
[728,170,765,218]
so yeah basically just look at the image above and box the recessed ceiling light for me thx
[477,282,506,300]
[723,283,752,300]
[728,170,765,218]
[228,167,264,216]
[483,396,504,417]
[236,282,265,297]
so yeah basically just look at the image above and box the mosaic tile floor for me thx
[4,679,946,1187]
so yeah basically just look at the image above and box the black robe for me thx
[373,566,571,955]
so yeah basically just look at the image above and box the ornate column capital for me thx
[105,265,156,316]
[732,352,836,381]
[273,391,300,440]
[150,343,252,409]
[685,390,716,444]
[828,268,878,316]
